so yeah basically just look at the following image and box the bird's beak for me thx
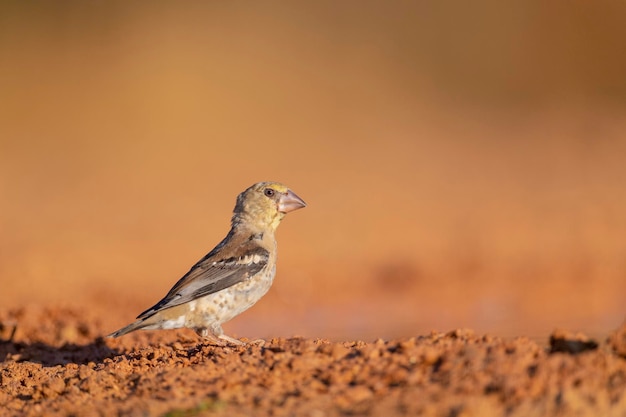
[278,190,307,213]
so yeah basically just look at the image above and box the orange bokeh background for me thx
[1,2,625,341]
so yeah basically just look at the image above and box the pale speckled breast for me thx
[149,260,276,332]
[186,263,276,328]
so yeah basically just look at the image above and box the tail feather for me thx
[107,319,150,338]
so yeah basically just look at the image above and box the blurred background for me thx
[1,1,625,341]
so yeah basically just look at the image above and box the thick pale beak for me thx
[278,190,307,213]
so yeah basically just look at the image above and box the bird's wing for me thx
[136,238,270,320]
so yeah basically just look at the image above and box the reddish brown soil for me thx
[1,307,626,417]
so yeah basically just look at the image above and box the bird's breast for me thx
[179,264,276,329]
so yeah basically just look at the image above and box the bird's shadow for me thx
[0,336,119,367]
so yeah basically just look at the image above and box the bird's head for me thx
[232,182,306,232]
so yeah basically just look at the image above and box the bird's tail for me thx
[107,319,150,338]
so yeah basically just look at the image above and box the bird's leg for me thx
[195,328,227,346]
[211,323,246,346]
[219,334,246,346]
[195,325,245,346]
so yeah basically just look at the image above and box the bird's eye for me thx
[264,188,275,197]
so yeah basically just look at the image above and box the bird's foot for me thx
[218,334,246,346]
[195,328,245,347]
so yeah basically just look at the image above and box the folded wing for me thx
[137,245,270,320]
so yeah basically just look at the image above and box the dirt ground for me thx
[0,306,625,417]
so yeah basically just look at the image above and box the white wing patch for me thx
[212,253,265,268]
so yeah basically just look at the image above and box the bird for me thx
[108,181,306,345]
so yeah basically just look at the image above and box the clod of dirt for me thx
[549,329,598,354]
[608,322,626,358]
